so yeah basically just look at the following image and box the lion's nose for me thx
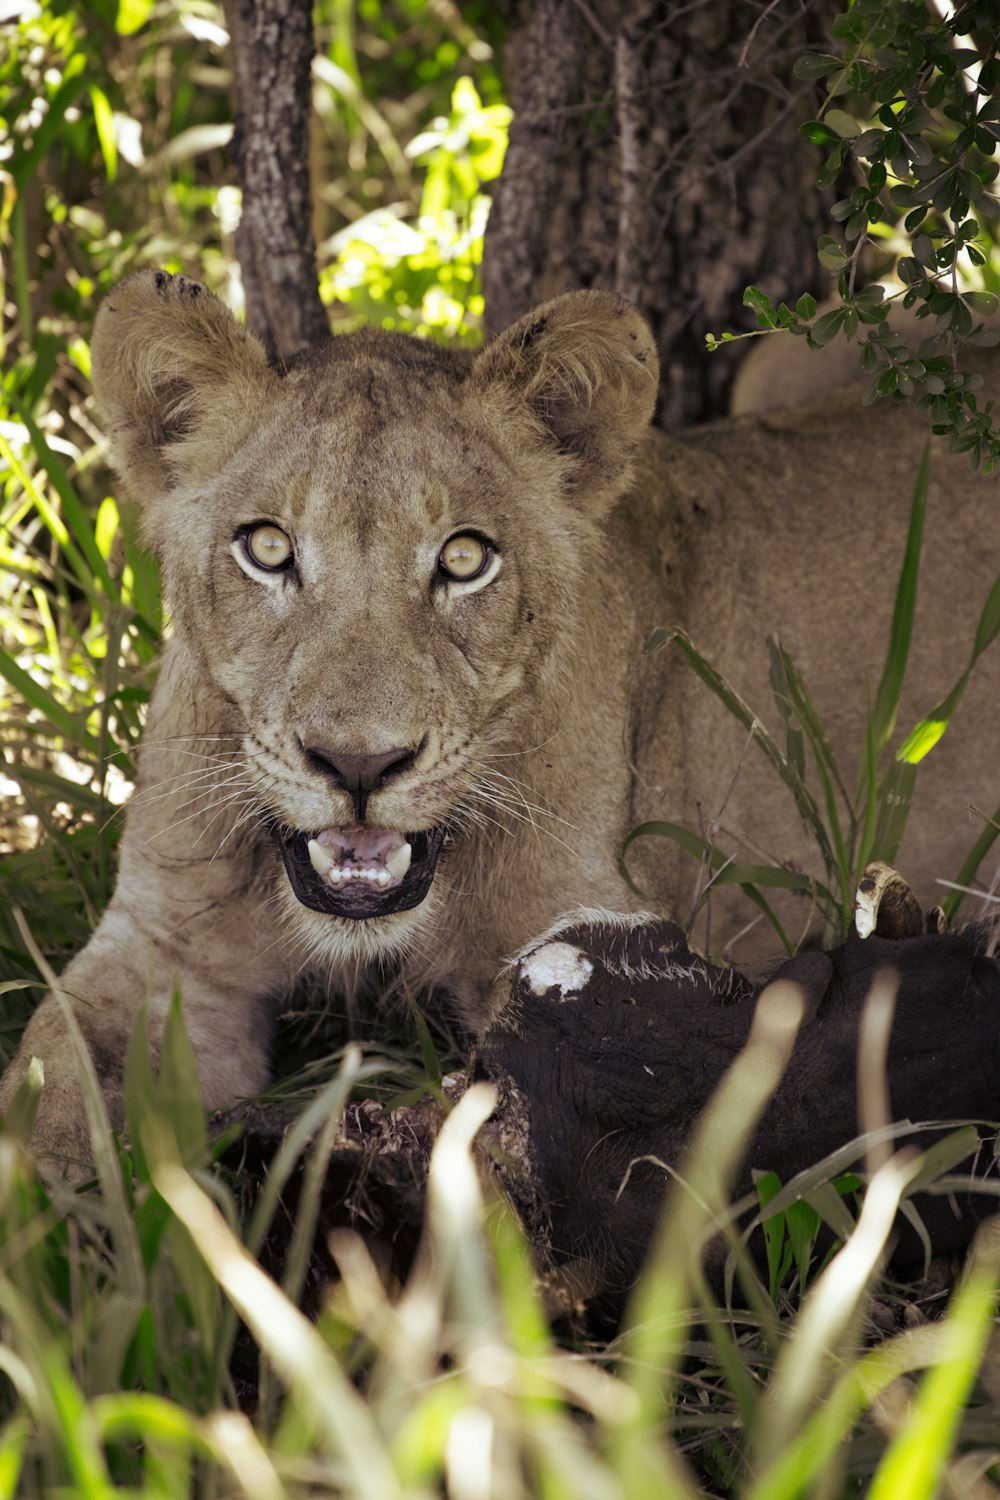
[304,742,420,820]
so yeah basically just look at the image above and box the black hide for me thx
[476,915,1000,1325]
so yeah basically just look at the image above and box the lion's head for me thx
[92,271,657,966]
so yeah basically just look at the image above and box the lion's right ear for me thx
[91,270,275,502]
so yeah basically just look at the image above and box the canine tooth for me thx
[329,867,344,885]
[385,842,412,881]
[308,838,337,877]
[376,869,390,888]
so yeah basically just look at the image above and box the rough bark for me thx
[224,0,329,363]
[483,0,840,428]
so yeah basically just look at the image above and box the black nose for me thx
[304,742,419,820]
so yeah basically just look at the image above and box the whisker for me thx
[146,784,258,843]
[469,761,581,834]
[130,763,251,808]
[463,781,579,856]
[478,729,564,759]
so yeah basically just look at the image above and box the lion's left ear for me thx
[472,290,658,514]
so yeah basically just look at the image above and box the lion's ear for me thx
[472,290,658,514]
[91,270,275,502]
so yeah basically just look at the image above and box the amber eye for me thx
[438,532,493,582]
[243,523,293,571]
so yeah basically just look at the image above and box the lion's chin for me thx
[271,823,447,920]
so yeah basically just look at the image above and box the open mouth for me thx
[271,823,446,920]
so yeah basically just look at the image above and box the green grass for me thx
[3,969,1000,1496]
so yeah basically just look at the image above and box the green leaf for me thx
[810,307,847,345]
[754,1170,795,1301]
[795,293,817,320]
[743,286,779,328]
[786,1197,824,1288]
[912,233,937,269]
[825,109,860,140]
[903,1126,981,1192]
[89,84,117,184]
[816,144,848,190]
[800,120,840,146]
[817,235,849,272]
[116,0,155,35]
[793,54,843,81]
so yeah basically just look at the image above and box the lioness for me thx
[2,269,998,1168]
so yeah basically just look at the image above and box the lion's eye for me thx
[243,523,293,571]
[438,532,493,582]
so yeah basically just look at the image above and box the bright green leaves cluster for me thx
[319,77,510,343]
[710,0,1000,472]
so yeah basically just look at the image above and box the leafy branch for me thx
[707,0,1000,472]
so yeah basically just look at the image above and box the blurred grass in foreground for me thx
[2,977,1000,1496]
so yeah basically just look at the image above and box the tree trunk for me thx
[483,0,839,428]
[224,0,329,363]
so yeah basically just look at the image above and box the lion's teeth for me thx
[309,836,411,889]
[308,838,337,877]
[385,842,412,880]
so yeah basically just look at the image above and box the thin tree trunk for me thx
[224,0,328,363]
[483,0,838,428]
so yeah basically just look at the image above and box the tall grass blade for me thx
[11,908,145,1295]
[0,1415,28,1499]
[648,628,837,875]
[610,976,808,1493]
[620,818,822,946]
[0,430,96,597]
[9,403,117,600]
[869,758,917,865]
[750,1151,920,1472]
[940,801,1000,920]
[867,441,929,761]
[867,1220,1000,1500]
[214,1047,380,1387]
[0,1282,111,1498]
[898,568,1000,764]
[744,1323,950,1500]
[768,636,853,903]
[0,650,104,761]
[149,1131,405,1500]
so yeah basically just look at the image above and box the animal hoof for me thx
[854,861,924,940]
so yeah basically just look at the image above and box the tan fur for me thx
[3,269,998,1171]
